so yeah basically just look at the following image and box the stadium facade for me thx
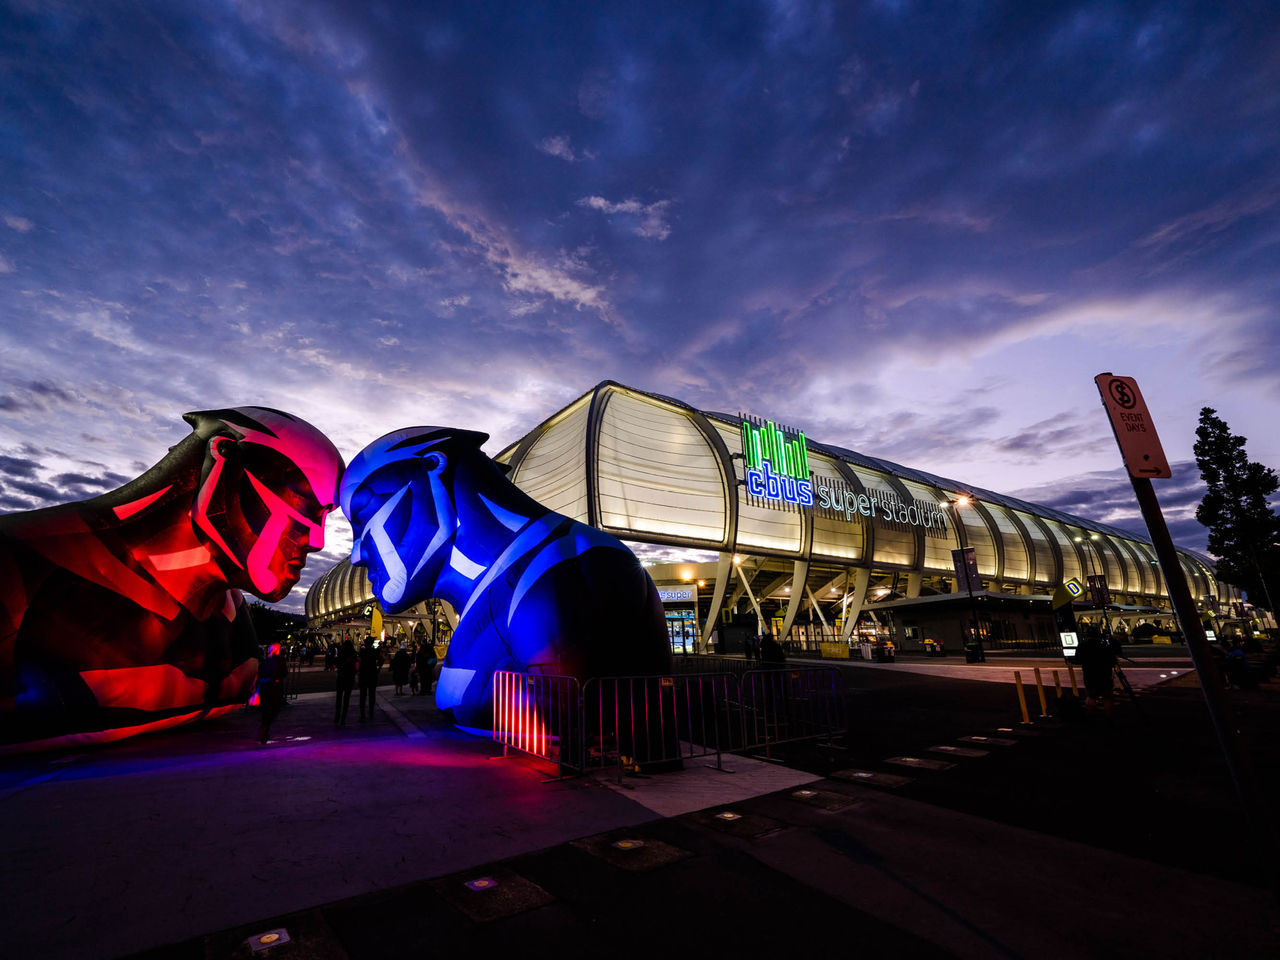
[307,381,1242,653]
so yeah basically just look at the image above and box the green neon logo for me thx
[741,420,810,481]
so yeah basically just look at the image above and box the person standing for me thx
[334,638,357,724]
[417,641,439,695]
[357,636,383,721]
[391,643,411,695]
[255,642,288,744]
[1078,626,1116,716]
[760,633,786,664]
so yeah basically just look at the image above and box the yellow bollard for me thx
[1013,670,1031,724]
[1052,669,1062,697]
[1067,664,1078,696]
[1033,667,1050,718]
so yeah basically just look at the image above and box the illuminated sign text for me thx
[814,479,949,532]
[741,419,812,506]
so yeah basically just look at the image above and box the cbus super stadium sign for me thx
[741,418,813,507]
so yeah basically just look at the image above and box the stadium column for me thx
[839,567,871,643]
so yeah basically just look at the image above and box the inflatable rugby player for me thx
[340,427,672,734]
[0,407,344,752]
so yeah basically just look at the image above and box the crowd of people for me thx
[326,636,442,724]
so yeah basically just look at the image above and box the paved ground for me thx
[2,654,1277,959]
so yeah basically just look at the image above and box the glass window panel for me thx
[1129,540,1164,596]
[844,466,915,567]
[339,564,352,610]
[1112,537,1151,594]
[323,568,336,612]
[1198,560,1222,601]
[1091,536,1127,592]
[511,397,590,521]
[596,393,727,543]
[1179,554,1208,599]
[1045,522,1084,584]
[1015,511,1059,584]
[950,500,998,576]
[983,503,1030,582]
[809,453,865,561]
[899,479,960,571]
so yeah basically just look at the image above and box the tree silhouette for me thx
[1193,408,1279,614]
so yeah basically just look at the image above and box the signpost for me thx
[1086,574,1111,609]
[951,547,984,660]
[1094,373,1171,478]
[1051,578,1083,658]
[951,546,980,595]
[1094,373,1275,894]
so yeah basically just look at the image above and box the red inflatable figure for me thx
[0,407,344,752]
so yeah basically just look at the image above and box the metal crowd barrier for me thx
[582,675,682,778]
[740,666,847,755]
[491,670,582,778]
[581,673,744,779]
[491,665,847,780]
[672,655,757,677]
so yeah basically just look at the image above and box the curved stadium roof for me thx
[308,380,1231,621]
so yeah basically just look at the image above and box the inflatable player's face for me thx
[190,408,345,602]
[340,427,487,614]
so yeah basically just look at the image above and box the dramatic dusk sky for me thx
[2,1,1278,611]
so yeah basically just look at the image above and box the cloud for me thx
[576,195,672,241]
[537,135,587,162]
[0,255,12,274]
[1139,183,1280,253]
[7,478,62,502]
[0,454,42,478]
[992,414,1098,459]
[0,380,80,413]
[1009,460,1211,553]
[52,470,130,491]
[4,215,33,232]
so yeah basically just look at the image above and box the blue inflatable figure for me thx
[340,427,672,733]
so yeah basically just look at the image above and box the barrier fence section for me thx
[672,655,757,678]
[740,667,847,753]
[492,665,848,779]
[582,673,743,777]
[491,670,582,777]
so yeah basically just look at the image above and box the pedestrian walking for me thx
[334,637,357,724]
[255,642,288,744]
[358,636,383,721]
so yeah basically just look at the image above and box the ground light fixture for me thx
[247,929,291,953]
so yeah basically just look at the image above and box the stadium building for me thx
[307,381,1243,654]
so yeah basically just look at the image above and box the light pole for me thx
[949,496,984,660]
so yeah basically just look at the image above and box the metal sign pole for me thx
[1129,478,1276,874]
[1094,372,1276,899]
